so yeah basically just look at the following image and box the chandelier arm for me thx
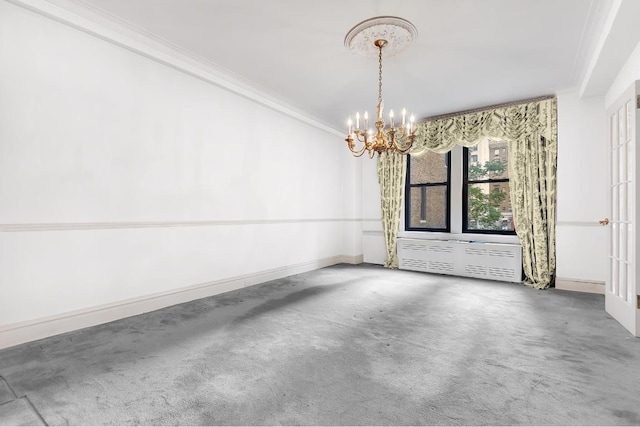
[393,142,413,154]
[352,143,368,157]
[354,132,368,143]
[346,134,369,157]
[391,134,415,154]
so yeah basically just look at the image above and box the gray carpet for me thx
[0,264,639,426]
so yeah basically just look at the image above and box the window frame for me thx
[462,146,515,235]
[404,152,451,232]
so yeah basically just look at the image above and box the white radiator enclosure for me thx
[398,238,523,283]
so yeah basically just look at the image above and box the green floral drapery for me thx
[376,97,557,289]
[377,151,407,268]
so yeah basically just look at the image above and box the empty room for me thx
[1,0,640,425]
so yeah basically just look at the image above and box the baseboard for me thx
[340,254,364,265]
[0,256,344,350]
[555,277,605,294]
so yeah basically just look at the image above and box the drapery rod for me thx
[420,94,555,123]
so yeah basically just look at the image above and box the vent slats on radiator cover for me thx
[488,267,517,277]
[430,245,454,253]
[488,249,515,258]
[403,259,427,270]
[403,242,427,251]
[465,265,487,275]
[465,248,486,256]
[398,238,522,283]
[429,261,455,273]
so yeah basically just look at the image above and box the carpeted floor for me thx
[0,264,639,426]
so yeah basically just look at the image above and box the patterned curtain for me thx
[376,97,557,288]
[377,151,407,269]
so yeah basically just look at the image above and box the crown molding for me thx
[578,0,621,97]
[4,0,343,137]
[569,0,614,88]
[579,0,640,98]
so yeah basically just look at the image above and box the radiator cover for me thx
[398,238,523,283]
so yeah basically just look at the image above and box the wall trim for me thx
[556,220,604,227]
[0,256,348,350]
[5,0,342,137]
[340,254,364,265]
[555,277,605,294]
[0,218,365,232]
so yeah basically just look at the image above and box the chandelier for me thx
[344,17,418,158]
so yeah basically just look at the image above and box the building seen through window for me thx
[405,151,450,231]
[463,138,513,233]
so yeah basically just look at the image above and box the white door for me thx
[606,81,639,336]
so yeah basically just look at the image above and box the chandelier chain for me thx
[378,44,383,104]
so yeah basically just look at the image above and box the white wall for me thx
[0,1,359,347]
[361,157,386,264]
[556,92,608,284]
[342,151,364,262]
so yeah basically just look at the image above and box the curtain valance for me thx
[412,97,556,155]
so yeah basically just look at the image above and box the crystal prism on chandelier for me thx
[344,17,418,158]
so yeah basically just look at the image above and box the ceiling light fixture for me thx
[344,16,418,158]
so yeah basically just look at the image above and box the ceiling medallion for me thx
[344,16,418,158]
[344,16,418,59]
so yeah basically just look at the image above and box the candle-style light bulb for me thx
[364,111,369,129]
[410,115,415,133]
[356,112,360,129]
[389,109,394,128]
[348,118,352,135]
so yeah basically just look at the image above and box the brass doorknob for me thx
[599,218,609,226]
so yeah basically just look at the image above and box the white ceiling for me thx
[43,0,612,131]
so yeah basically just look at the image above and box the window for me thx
[405,151,450,231]
[403,140,514,236]
[463,139,514,234]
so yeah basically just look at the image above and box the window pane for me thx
[466,182,513,231]
[410,151,448,184]
[618,106,626,143]
[467,138,509,180]
[408,186,447,229]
